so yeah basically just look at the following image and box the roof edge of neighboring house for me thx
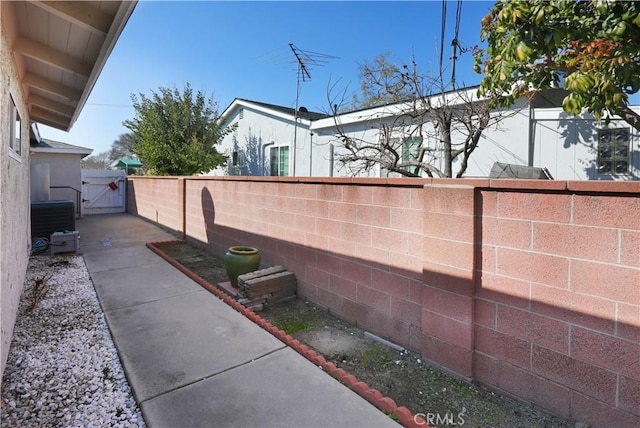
[220,98,330,126]
[30,138,94,158]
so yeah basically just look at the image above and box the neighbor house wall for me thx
[310,98,533,179]
[1,6,32,378]
[30,152,83,212]
[213,104,314,177]
[127,176,639,427]
[532,108,640,180]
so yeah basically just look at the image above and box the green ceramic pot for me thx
[224,246,260,288]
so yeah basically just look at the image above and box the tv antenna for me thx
[288,43,338,175]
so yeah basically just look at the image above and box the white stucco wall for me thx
[213,103,314,177]
[31,152,84,213]
[1,8,31,378]
[532,107,640,180]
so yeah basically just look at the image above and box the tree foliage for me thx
[123,84,231,175]
[475,0,640,130]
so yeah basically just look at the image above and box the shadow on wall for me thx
[226,130,268,176]
[558,113,639,180]
[192,210,639,428]
[129,178,639,427]
[126,180,137,214]
[201,187,215,245]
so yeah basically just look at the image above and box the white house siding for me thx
[221,97,639,181]
[311,99,532,179]
[532,107,640,180]
[214,103,314,177]
[1,11,31,378]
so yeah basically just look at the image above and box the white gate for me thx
[81,169,126,215]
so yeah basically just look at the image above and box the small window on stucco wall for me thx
[9,94,21,157]
[597,128,630,174]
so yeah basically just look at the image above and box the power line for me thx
[451,0,463,88]
[439,0,447,83]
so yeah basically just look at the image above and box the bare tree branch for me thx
[328,58,528,178]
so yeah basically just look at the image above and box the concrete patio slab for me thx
[90,262,202,311]
[76,213,400,427]
[76,213,177,252]
[141,347,400,428]
[83,245,165,273]
[104,289,285,403]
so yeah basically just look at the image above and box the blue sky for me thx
[39,1,502,154]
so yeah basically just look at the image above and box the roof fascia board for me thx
[312,87,483,131]
[221,99,312,127]
[31,147,93,156]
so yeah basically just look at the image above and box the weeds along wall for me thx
[127,176,639,427]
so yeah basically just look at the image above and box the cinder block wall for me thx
[126,177,184,234]
[127,176,639,427]
[473,181,639,426]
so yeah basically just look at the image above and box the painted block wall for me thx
[127,176,639,427]
[126,177,184,235]
[0,8,32,379]
[474,182,640,426]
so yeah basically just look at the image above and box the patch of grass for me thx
[273,316,315,335]
[359,345,394,369]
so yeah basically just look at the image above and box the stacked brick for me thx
[237,266,297,311]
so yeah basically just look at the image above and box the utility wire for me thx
[451,0,463,88]
[439,0,447,84]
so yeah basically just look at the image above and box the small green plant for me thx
[360,345,393,369]
[274,316,315,335]
[28,273,52,313]
[102,365,114,382]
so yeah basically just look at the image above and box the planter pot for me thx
[224,246,260,288]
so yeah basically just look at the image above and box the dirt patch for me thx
[157,241,576,428]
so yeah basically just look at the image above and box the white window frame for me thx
[269,145,289,176]
[9,94,22,160]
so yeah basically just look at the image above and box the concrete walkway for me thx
[76,213,400,428]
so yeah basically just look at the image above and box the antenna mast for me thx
[287,43,338,176]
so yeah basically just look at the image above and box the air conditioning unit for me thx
[31,200,75,239]
[50,231,79,255]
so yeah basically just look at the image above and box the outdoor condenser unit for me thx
[31,200,75,239]
[50,231,80,255]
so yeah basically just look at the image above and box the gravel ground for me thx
[1,254,144,427]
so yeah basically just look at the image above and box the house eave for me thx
[30,147,93,158]
[5,1,137,132]
[221,98,315,128]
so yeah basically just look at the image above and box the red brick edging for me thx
[147,240,427,428]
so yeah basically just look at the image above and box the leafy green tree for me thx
[475,0,640,130]
[124,84,231,175]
